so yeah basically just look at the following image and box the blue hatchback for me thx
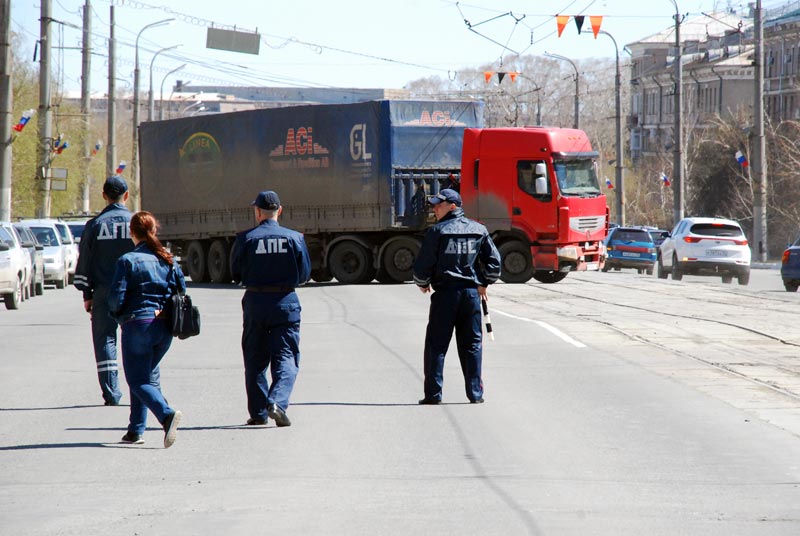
[602,226,657,274]
[781,236,800,291]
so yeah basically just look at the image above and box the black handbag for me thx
[167,264,200,339]
[168,292,201,339]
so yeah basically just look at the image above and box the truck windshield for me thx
[553,159,600,197]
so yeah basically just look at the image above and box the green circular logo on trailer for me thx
[178,132,223,196]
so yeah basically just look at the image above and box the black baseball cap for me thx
[251,190,281,210]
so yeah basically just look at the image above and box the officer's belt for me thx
[246,286,295,293]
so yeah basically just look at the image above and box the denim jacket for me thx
[108,243,186,323]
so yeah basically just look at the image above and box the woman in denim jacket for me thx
[108,211,185,448]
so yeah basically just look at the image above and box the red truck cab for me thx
[460,127,608,283]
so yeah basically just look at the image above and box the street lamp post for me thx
[148,44,181,121]
[160,64,186,121]
[132,17,174,211]
[545,51,579,129]
[582,29,625,225]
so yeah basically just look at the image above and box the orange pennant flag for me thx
[484,71,493,83]
[509,71,519,83]
[590,15,603,38]
[556,15,569,38]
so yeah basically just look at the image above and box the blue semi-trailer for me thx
[139,99,483,284]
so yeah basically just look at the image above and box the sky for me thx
[8,0,779,95]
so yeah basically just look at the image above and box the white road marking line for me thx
[492,309,587,348]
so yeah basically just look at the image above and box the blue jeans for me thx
[120,318,174,435]
[423,287,484,402]
[242,292,301,419]
[91,286,122,404]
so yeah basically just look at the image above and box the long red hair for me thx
[130,211,173,265]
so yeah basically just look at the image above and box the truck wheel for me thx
[207,239,231,284]
[498,241,534,283]
[671,254,683,281]
[381,237,421,283]
[186,240,209,283]
[532,270,568,284]
[329,241,375,284]
[4,276,21,310]
[310,268,333,283]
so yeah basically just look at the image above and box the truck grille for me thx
[570,216,605,233]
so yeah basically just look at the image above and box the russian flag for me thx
[605,178,614,189]
[116,161,127,174]
[660,172,671,187]
[735,150,749,167]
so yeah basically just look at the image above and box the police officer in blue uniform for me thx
[74,176,135,405]
[231,190,311,427]
[413,188,501,405]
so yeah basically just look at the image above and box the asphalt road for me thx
[1,272,799,535]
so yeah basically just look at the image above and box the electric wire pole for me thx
[80,0,91,213]
[106,5,116,179]
[752,0,768,261]
[37,0,53,218]
[671,2,685,224]
[0,0,12,221]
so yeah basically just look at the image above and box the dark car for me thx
[781,235,800,291]
[602,226,657,275]
[12,223,45,297]
[648,228,669,248]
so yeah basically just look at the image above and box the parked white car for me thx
[0,221,29,309]
[53,221,78,283]
[16,220,69,289]
[657,216,751,285]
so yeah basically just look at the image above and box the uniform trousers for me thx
[241,291,301,419]
[91,286,122,404]
[120,318,173,435]
[423,287,484,402]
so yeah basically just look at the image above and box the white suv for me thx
[0,221,29,309]
[657,217,751,285]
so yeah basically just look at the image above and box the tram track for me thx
[491,273,800,405]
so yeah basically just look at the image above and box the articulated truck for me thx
[139,99,607,284]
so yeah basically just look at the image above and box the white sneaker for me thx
[163,410,182,449]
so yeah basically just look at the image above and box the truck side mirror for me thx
[535,176,548,195]
[534,163,548,194]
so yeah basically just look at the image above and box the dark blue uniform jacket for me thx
[231,220,311,289]
[74,203,134,300]
[413,208,502,290]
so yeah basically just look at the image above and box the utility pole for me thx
[80,0,91,213]
[0,0,12,222]
[671,1,684,225]
[106,5,116,179]
[37,0,53,218]
[752,0,768,261]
